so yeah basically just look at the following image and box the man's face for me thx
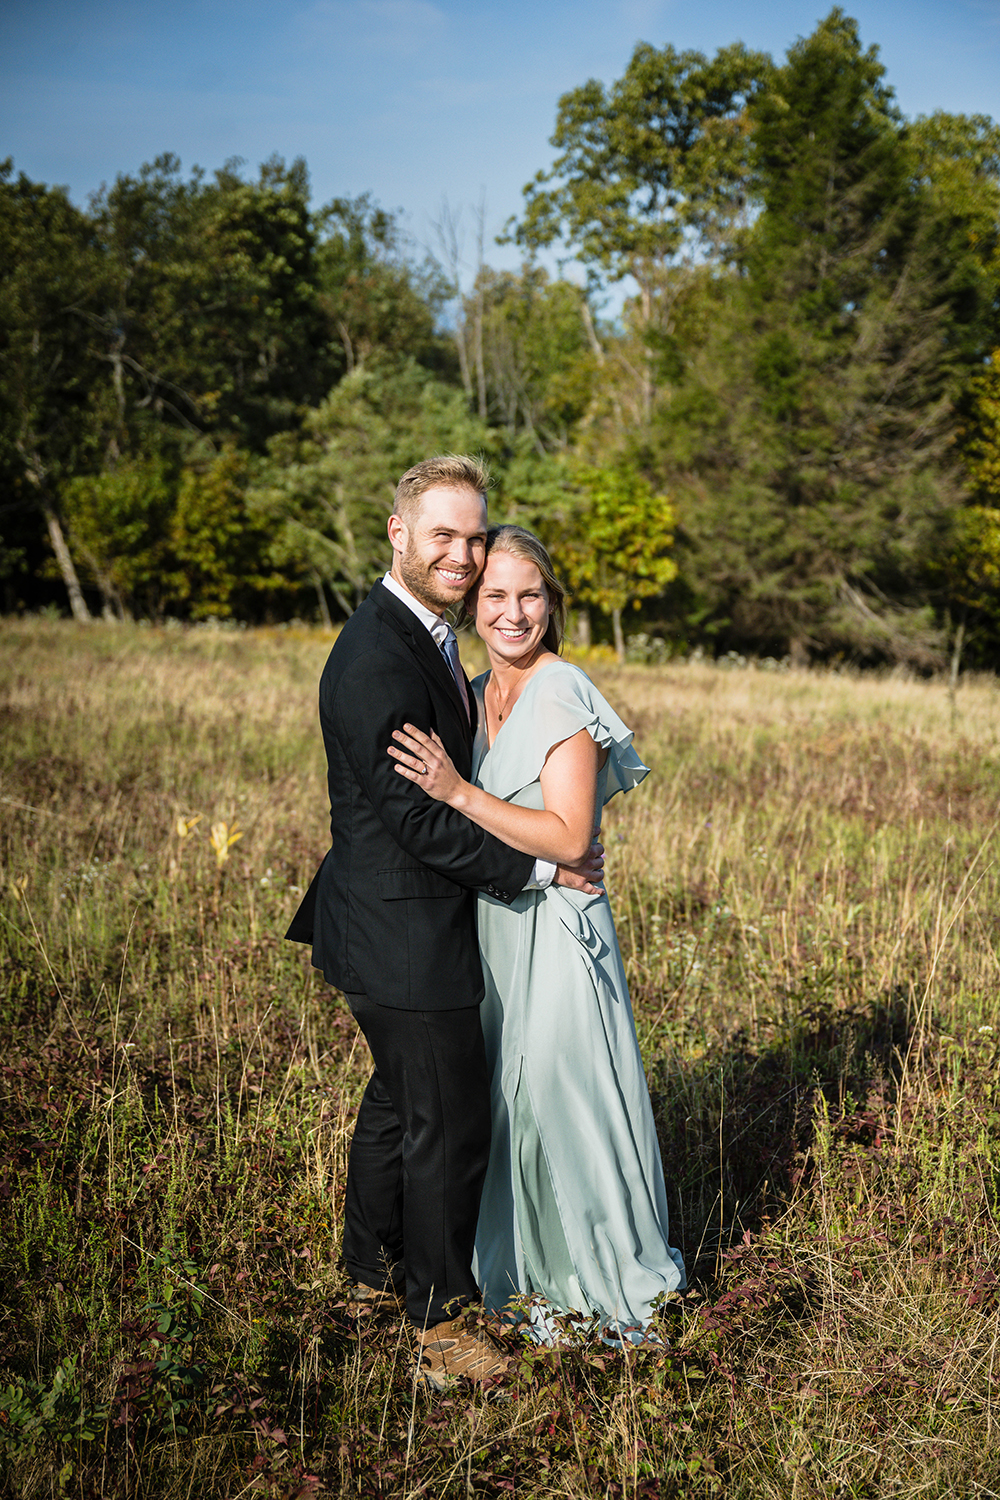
[388,485,488,614]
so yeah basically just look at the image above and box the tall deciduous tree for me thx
[0,161,103,619]
[511,40,770,417]
[61,454,175,619]
[316,195,450,377]
[57,155,334,617]
[534,462,676,659]
[646,10,1000,663]
[248,363,493,619]
[464,265,597,447]
[963,350,1000,502]
[87,153,330,456]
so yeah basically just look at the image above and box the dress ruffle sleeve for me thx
[470,657,685,1332]
[472,661,649,806]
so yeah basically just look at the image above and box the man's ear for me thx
[387,513,407,555]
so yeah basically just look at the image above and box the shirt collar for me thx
[382,570,450,646]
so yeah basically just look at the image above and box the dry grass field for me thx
[1,618,998,1498]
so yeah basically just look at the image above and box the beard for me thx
[397,540,474,613]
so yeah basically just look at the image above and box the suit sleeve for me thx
[329,650,535,901]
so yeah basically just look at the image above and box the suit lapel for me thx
[465,667,478,736]
[370,581,474,750]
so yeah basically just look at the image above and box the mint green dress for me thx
[470,661,685,1341]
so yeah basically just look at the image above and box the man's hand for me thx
[553,837,605,896]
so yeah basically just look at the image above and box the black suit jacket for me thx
[287,580,534,1009]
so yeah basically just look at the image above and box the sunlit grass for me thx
[1,618,998,1497]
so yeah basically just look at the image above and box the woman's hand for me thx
[389,723,598,866]
[389,724,467,806]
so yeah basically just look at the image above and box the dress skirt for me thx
[470,661,685,1340]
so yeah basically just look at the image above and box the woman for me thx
[388,525,685,1342]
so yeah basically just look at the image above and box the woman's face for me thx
[471,550,552,666]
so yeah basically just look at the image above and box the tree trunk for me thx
[40,496,91,622]
[638,274,654,420]
[330,584,352,618]
[432,199,474,399]
[612,607,625,663]
[575,609,591,649]
[337,321,355,374]
[474,285,487,421]
[311,570,333,629]
[454,321,473,399]
[580,300,605,366]
[77,541,127,621]
[948,616,965,725]
[474,199,487,420]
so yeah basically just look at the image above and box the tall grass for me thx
[1,619,998,1497]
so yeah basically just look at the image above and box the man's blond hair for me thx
[393,454,492,525]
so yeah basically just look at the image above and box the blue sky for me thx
[3,0,1000,283]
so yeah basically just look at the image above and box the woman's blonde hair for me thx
[470,524,566,653]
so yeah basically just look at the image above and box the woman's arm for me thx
[388,723,601,865]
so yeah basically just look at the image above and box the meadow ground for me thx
[0,618,998,1499]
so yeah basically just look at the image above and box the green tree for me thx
[948,507,1000,618]
[644,11,1000,663]
[464,265,597,446]
[61,454,175,618]
[0,161,104,619]
[316,195,450,376]
[514,40,771,292]
[2,155,473,621]
[931,505,1000,672]
[963,350,1000,502]
[908,113,1000,367]
[166,448,285,619]
[512,40,771,418]
[43,154,338,619]
[249,363,493,619]
[534,462,676,659]
[87,153,330,455]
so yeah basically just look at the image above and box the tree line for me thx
[2,9,999,666]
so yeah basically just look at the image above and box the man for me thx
[287,454,601,1387]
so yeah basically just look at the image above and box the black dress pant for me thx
[341,993,491,1327]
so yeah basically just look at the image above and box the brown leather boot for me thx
[415,1313,510,1390]
[344,1279,406,1320]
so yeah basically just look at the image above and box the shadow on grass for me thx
[653,988,915,1285]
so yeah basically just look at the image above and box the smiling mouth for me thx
[496,627,529,639]
[436,567,468,585]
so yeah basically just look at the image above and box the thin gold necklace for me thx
[492,675,517,722]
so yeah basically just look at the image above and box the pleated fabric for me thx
[470,661,685,1341]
